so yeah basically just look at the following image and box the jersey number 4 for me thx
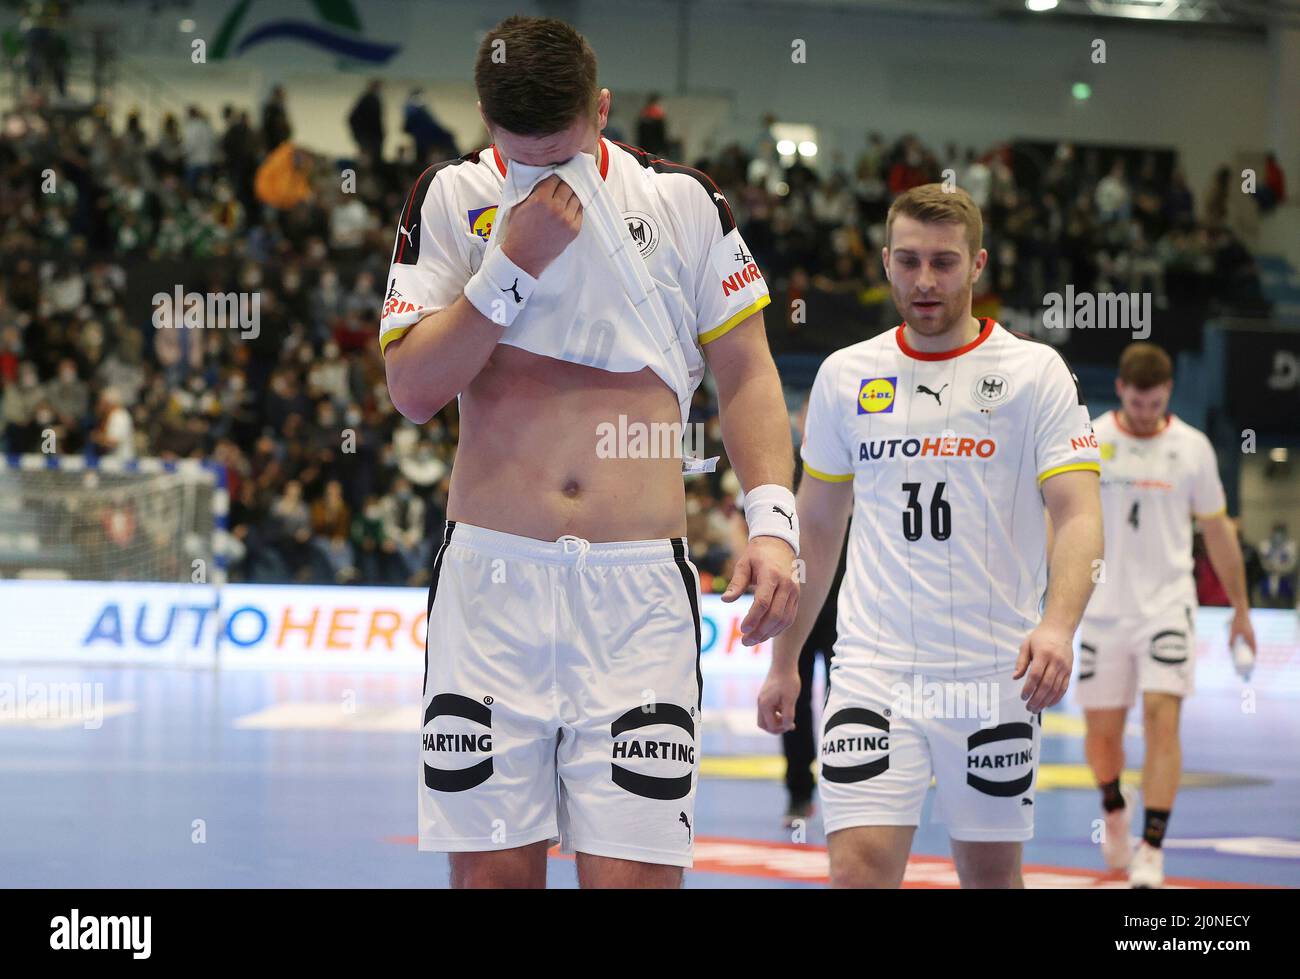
[902,482,951,542]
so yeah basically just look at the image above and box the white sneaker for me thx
[1128,841,1165,888]
[1101,789,1135,870]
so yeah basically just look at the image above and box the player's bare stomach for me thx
[447,345,688,543]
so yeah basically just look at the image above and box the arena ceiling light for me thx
[1025,0,1060,11]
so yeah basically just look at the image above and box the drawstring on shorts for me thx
[557,534,591,573]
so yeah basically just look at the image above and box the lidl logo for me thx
[468,205,498,241]
[858,377,897,414]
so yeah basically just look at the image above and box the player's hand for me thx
[757,666,800,734]
[500,175,583,278]
[1229,608,1256,653]
[1013,624,1074,713]
[722,536,800,646]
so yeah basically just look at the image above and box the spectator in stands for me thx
[267,479,313,581]
[1259,523,1297,608]
[310,478,356,583]
[1163,168,1196,228]
[254,141,313,211]
[636,93,669,156]
[961,148,992,211]
[347,79,385,166]
[182,105,216,191]
[89,386,134,460]
[402,88,458,164]
[1260,151,1287,213]
[379,475,428,584]
[261,85,292,151]
[45,357,88,435]
[1095,158,1131,225]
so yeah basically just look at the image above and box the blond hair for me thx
[885,183,983,259]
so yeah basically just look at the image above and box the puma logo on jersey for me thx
[502,278,522,304]
[917,383,949,405]
[399,224,417,247]
[772,505,794,529]
[678,811,692,840]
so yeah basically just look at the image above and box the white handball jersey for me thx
[801,320,1101,679]
[377,137,770,370]
[1084,411,1226,620]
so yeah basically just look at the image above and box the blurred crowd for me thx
[0,85,1283,590]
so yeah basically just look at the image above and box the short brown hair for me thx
[885,184,983,259]
[474,16,598,136]
[1118,342,1173,388]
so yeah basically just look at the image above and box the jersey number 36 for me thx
[902,482,952,542]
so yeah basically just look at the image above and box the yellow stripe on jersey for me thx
[379,326,413,355]
[1194,507,1228,520]
[1037,462,1101,484]
[804,463,853,483]
[699,294,771,345]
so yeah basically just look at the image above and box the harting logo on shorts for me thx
[1150,630,1189,665]
[820,707,890,783]
[610,704,695,801]
[423,693,493,792]
[966,723,1035,797]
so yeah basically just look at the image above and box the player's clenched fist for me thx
[500,175,584,278]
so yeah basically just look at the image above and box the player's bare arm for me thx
[1016,468,1103,712]
[758,472,852,734]
[384,175,582,423]
[705,312,800,645]
[1199,512,1257,652]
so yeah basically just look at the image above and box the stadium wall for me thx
[56,0,1272,194]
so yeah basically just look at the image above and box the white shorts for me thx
[1077,605,1197,708]
[418,520,703,868]
[819,664,1042,842]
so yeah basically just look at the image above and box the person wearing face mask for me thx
[379,476,427,584]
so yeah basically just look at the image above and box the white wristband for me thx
[744,483,799,556]
[464,248,537,328]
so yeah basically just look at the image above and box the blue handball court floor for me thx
[1,603,1297,888]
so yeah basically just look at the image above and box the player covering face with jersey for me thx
[383,15,799,889]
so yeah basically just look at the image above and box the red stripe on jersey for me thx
[395,162,439,265]
[611,139,735,229]
[895,317,994,361]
